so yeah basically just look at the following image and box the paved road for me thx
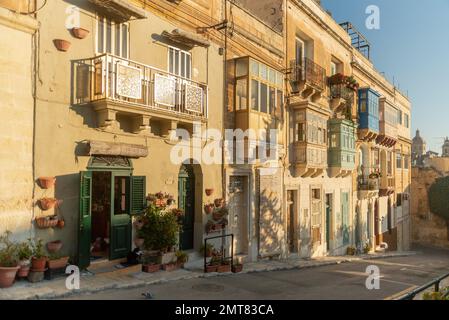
[67,246,449,300]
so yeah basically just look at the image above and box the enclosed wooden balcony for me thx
[380,176,395,196]
[73,54,208,133]
[357,88,380,142]
[288,58,326,102]
[357,172,380,199]
[376,97,398,147]
[328,118,357,178]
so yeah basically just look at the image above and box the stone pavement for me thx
[0,251,416,300]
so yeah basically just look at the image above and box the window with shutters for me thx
[97,16,129,59]
[168,47,191,79]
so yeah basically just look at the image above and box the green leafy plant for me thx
[423,287,449,300]
[200,243,214,256]
[139,204,181,252]
[363,243,371,254]
[0,231,19,267]
[429,177,449,239]
[17,239,33,261]
[31,239,46,259]
[176,251,189,264]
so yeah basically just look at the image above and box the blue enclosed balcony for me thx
[357,88,380,141]
[328,118,357,178]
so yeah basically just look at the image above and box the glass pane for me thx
[236,78,248,110]
[174,50,179,76]
[106,19,112,53]
[114,176,129,215]
[122,24,128,59]
[169,48,174,74]
[269,86,275,114]
[260,64,268,81]
[260,83,268,113]
[269,68,276,83]
[236,58,248,77]
[250,60,259,77]
[181,52,186,78]
[276,72,283,88]
[186,54,191,79]
[115,24,121,56]
[251,79,259,110]
[277,90,283,118]
[98,18,104,53]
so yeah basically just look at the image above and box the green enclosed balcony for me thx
[328,118,357,178]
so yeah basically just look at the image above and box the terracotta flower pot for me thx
[17,265,31,278]
[57,219,65,229]
[213,211,224,221]
[46,240,63,253]
[53,39,71,52]
[214,198,225,208]
[205,188,214,196]
[37,177,56,189]
[71,27,90,39]
[205,264,218,273]
[47,256,69,269]
[217,264,231,273]
[232,264,243,273]
[204,204,214,214]
[142,264,161,273]
[0,266,20,288]
[134,238,145,248]
[162,263,178,272]
[31,257,47,271]
[35,216,59,229]
[38,198,60,210]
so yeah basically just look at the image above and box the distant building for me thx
[412,129,427,166]
[442,137,449,157]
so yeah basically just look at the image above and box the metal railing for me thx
[358,175,379,191]
[330,83,355,102]
[289,58,326,91]
[399,272,449,300]
[73,53,208,119]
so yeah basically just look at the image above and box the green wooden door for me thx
[178,166,195,250]
[325,200,331,251]
[110,172,132,260]
[342,192,350,245]
[78,171,92,270]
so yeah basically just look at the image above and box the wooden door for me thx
[78,171,92,270]
[178,165,195,250]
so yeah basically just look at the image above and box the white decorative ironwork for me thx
[116,63,142,99]
[154,73,176,107]
[184,83,203,113]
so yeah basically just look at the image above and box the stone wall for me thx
[411,167,449,248]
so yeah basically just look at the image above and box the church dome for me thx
[412,130,425,144]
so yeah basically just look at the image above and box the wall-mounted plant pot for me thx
[205,188,214,196]
[204,204,214,214]
[71,27,89,39]
[214,198,225,208]
[53,39,71,52]
[37,177,56,189]
[57,219,65,229]
[46,240,63,253]
[35,216,59,229]
[38,198,61,211]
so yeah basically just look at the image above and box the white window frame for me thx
[96,15,129,59]
[295,37,305,64]
[168,46,192,79]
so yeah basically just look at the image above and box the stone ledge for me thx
[0,6,39,34]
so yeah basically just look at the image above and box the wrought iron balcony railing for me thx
[330,83,355,102]
[288,58,326,91]
[73,53,208,119]
[358,175,380,191]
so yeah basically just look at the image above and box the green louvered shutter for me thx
[131,176,146,215]
[78,171,92,270]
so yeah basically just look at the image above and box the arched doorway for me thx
[178,164,195,250]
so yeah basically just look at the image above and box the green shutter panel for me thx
[131,176,146,215]
[78,171,92,270]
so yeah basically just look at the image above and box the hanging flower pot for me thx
[204,204,214,214]
[46,240,63,254]
[71,27,90,39]
[205,188,214,196]
[37,177,56,189]
[53,39,71,52]
[35,216,59,229]
[38,198,61,210]
[214,198,225,208]
[57,219,65,229]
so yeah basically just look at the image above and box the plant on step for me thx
[17,239,33,264]
[139,203,182,252]
[200,243,214,257]
[176,251,189,265]
[363,243,371,254]
[0,231,19,267]
[346,246,356,256]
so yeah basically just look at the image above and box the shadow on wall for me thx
[258,188,282,258]
[34,173,80,259]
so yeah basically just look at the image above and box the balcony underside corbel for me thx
[328,167,353,178]
[358,129,378,142]
[294,166,324,178]
[376,135,397,147]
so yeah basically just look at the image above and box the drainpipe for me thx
[222,0,228,201]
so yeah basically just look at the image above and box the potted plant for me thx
[232,262,243,273]
[46,240,63,254]
[214,198,225,208]
[205,255,221,273]
[346,246,356,256]
[35,215,59,229]
[71,27,90,39]
[140,252,160,273]
[37,177,56,189]
[204,203,214,214]
[0,231,19,288]
[16,240,33,278]
[47,254,69,269]
[134,230,145,249]
[38,198,61,211]
[30,239,47,271]
[328,73,346,85]
[363,243,372,254]
[176,251,189,268]
[217,260,231,273]
[200,243,214,257]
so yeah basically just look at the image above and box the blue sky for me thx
[321,0,449,153]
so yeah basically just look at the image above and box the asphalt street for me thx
[67,246,449,300]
